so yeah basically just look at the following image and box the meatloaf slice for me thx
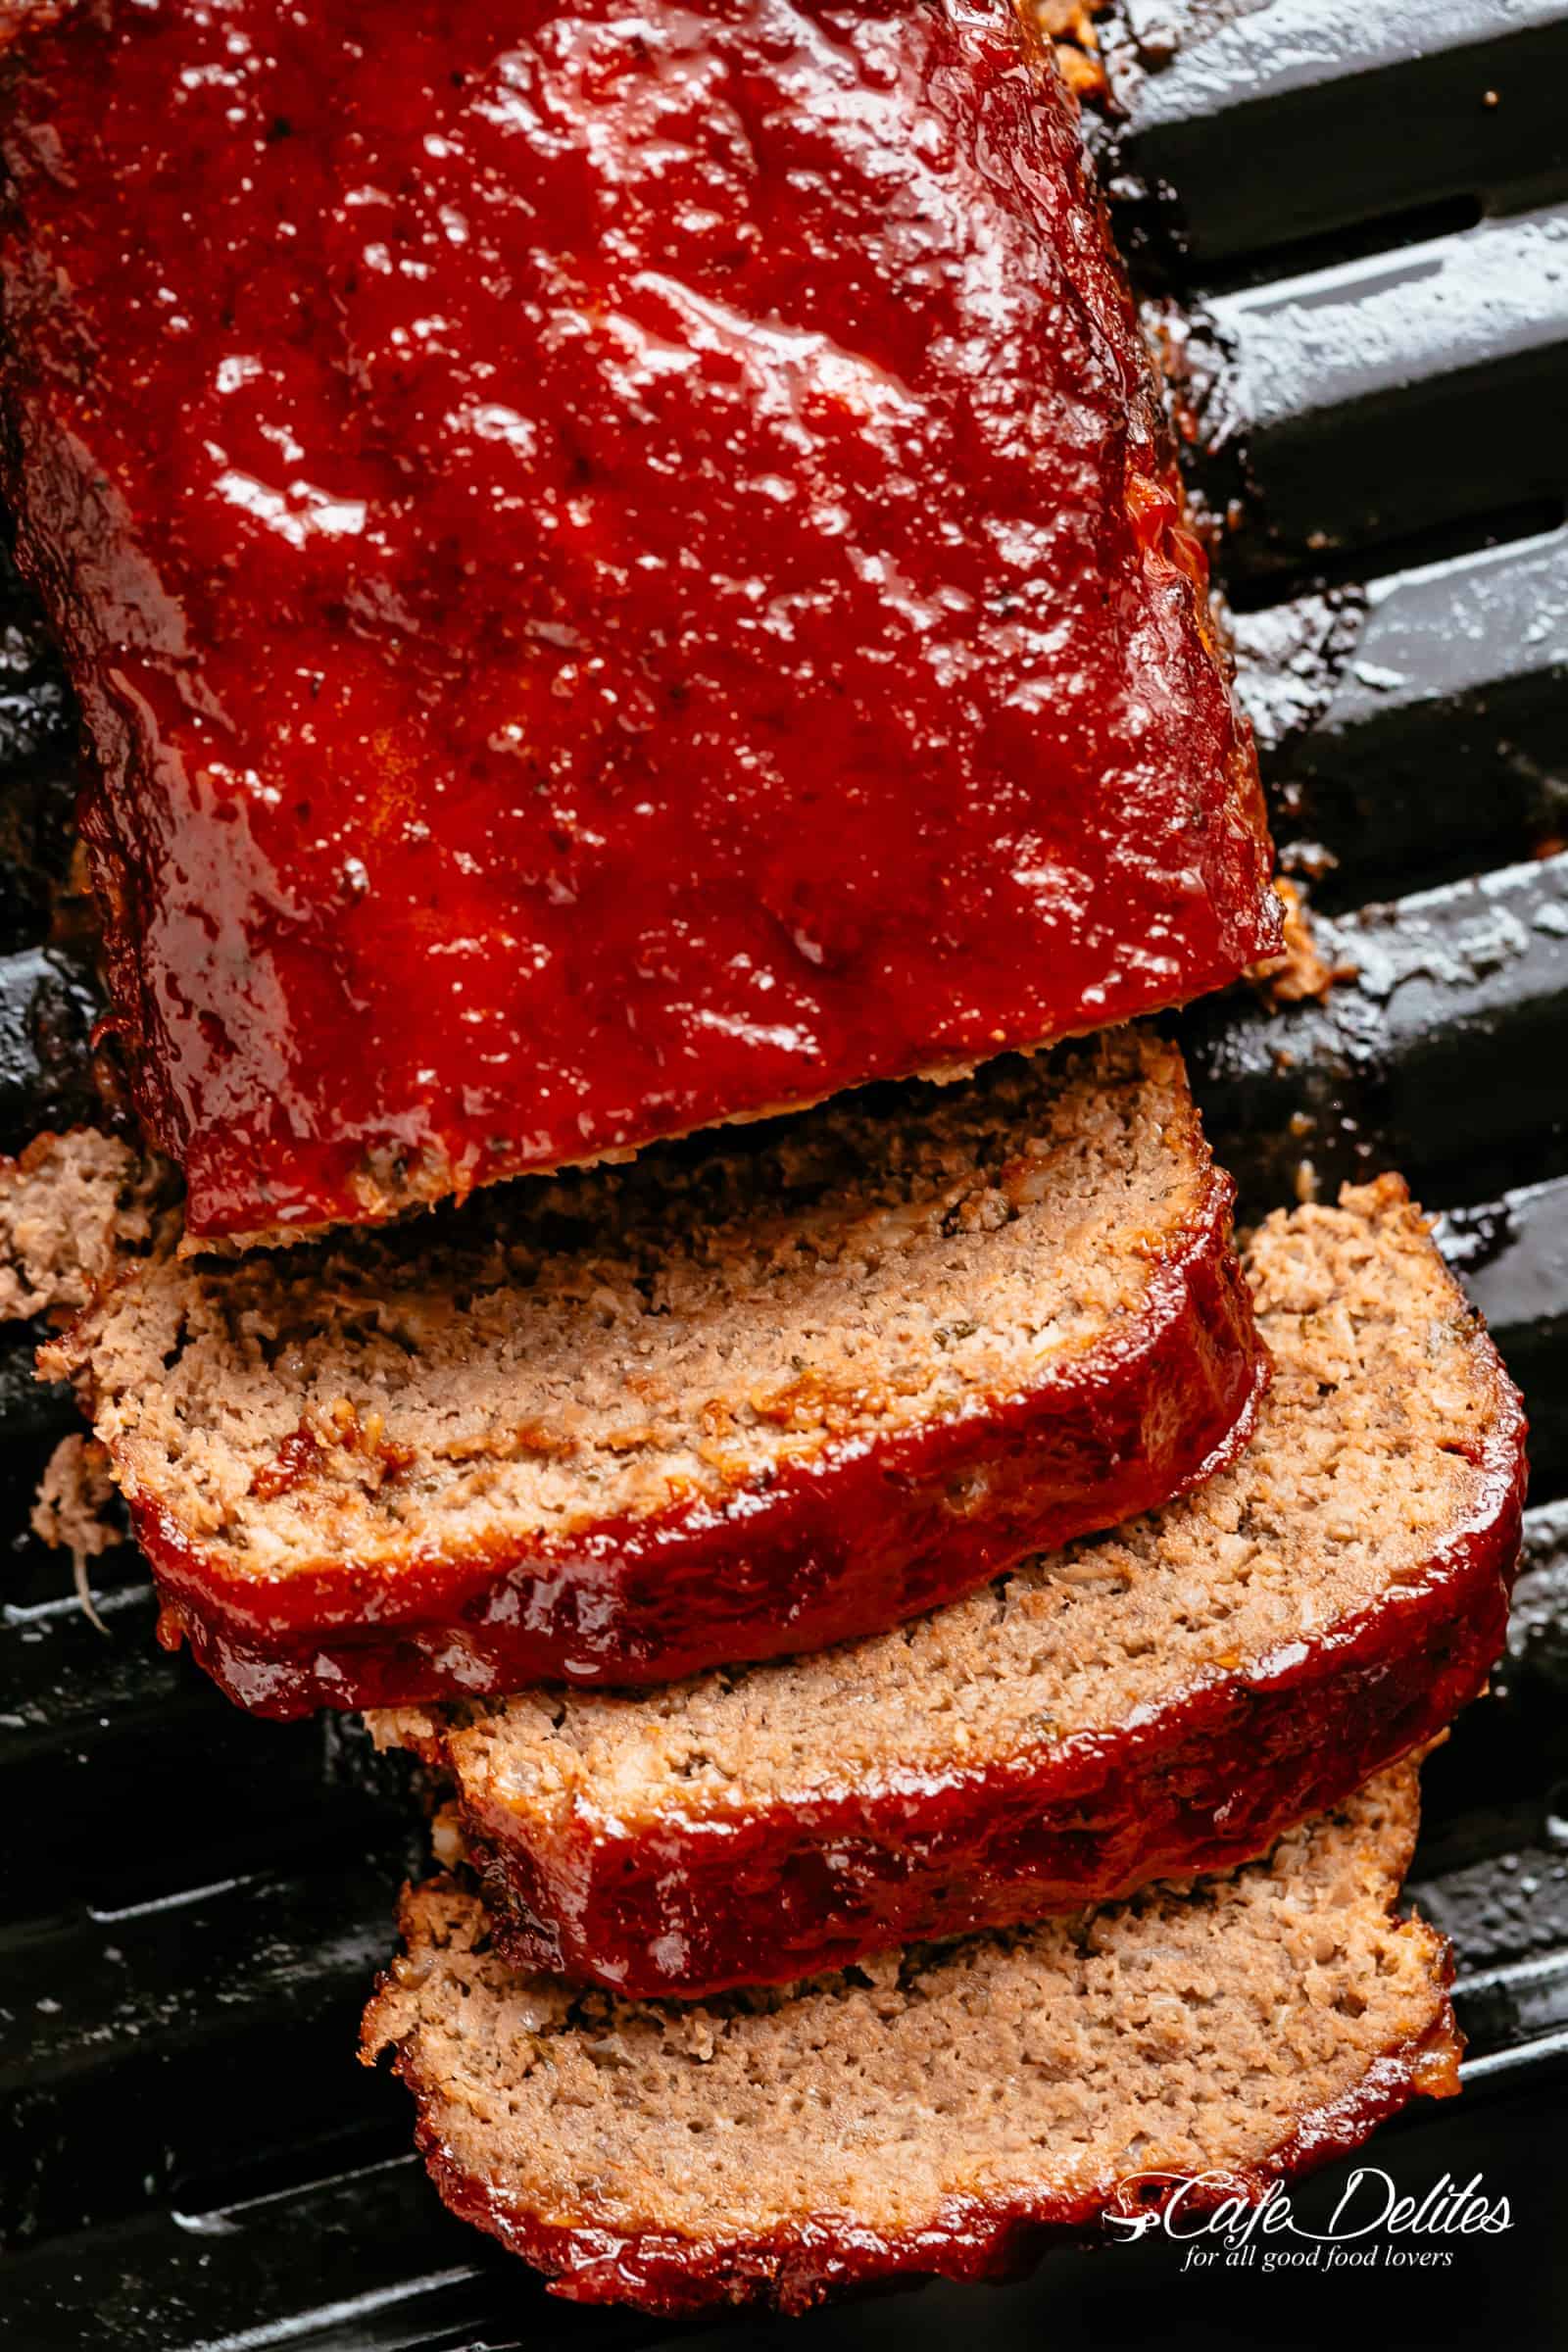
[371,1178,1526,1998]
[0,0,1277,1245]
[363,1764,1459,2317]
[0,1130,170,1323]
[45,1031,1263,1717]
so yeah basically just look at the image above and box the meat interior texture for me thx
[0,1131,166,1321]
[0,0,1277,1241]
[416,1183,1514,1813]
[47,1033,1271,1713]
[370,1179,1525,1993]
[56,1036,1209,1571]
[362,1767,1460,2316]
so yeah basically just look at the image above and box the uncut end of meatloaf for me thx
[46,1030,1267,1716]
[0,0,1276,1244]
[362,1764,1459,2318]
[373,1176,1526,1997]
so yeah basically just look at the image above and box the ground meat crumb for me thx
[1038,0,1108,97]
[31,1431,123,1628]
[0,1129,172,1323]
[1251,879,1355,1007]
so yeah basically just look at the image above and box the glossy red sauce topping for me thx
[0,0,1275,1235]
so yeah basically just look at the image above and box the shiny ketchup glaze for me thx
[0,0,1277,1237]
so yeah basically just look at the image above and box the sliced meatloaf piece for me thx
[44,1032,1264,1718]
[362,1764,1459,2317]
[371,1178,1526,1998]
[0,0,1277,1245]
[0,1130,168,1324]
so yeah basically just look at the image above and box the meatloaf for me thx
[42,1032,1265,1716]
[0,1129,169,1322]
[0,0,1277,1243]
[363,1764,1459,2317]
[370,1177,1526,1995]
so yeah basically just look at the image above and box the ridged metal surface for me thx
[3,4,1568,2345]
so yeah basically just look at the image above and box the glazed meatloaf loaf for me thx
[0,0,1277,1243]
[364,1764,1459,2317]
[372,1179,1526,1997]
[41,1033,1265,1716]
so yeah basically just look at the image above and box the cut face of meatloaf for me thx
[371,1177,1526,1998]
[363,1764,1459,2318]
[0,1130,172,1323]
[0,0,1277,1244]
[45,1032,1265,1718]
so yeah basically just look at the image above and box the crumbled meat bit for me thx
[0,1129,172,1323]
[30,1432,124,1630]
[1038,0,1108,97]
[1251,879,1358,1007]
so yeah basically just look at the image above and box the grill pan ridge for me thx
[2,5,1568,2345]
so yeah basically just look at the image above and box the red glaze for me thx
[383,2012,1461,2316]
[139,1162,1266,1716]
[0,0,1277,1240]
